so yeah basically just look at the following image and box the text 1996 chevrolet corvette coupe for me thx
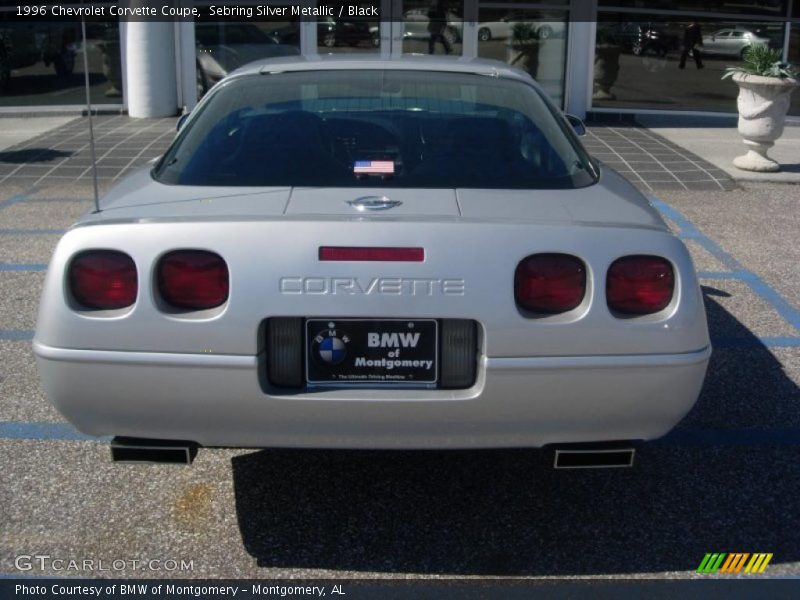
[33,56,710,464]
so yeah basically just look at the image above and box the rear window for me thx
[154,69,596,189]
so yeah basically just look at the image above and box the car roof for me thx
[226,54,532,84]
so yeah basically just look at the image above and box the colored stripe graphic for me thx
[698,552,773,574]
[697,553,727,573]
[745,553,773,574]
[720,553,750,574]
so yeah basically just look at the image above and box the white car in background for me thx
[477,14,565,42]
[701,28,770,58]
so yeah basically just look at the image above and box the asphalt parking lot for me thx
[0,117,798,579]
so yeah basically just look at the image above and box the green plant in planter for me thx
[722,45,797,79]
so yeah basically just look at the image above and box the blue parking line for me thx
[697,271,743,280]
[0,330,34,340]
[0,421,107,442]
[0,263,47,271]
[651,197,800,332]
[0,193,30,210]
[0,228,65,235]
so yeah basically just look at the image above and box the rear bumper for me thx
[34,341,710,449]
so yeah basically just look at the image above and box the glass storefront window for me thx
[316,17,380,53]
[477,9,568,106]
[598,1,791,18]
[593,17,786,112]
[196,21,300,98]
[0,20,122,106]
[402,0,464,56]
[789,23,799,116]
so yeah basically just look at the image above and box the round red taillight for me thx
[514,253,586,314]
[607,255,674,315]
[157,250,228,310]
[69,250,137,310]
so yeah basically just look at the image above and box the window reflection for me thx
[593,18,787,112]
[477,9,568,106]
[598,1,790,18]
[402,0,464,56]
[196,22,300,98]
[0,21,121,106]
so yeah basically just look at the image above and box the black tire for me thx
[740,46,749,60]
[632,41,643,56]
[478,27,491,42]
[538,25,552,40]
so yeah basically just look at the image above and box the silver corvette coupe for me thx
[34,56,710,464]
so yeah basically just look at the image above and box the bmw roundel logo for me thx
[312,326,349,366]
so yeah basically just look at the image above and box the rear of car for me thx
[33,58,710,451]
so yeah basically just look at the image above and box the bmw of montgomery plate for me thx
[33,56,710,462]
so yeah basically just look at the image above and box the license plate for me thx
[306,319,438,386]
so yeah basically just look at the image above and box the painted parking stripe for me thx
[0,421,107,442]
[0,263,47,271]
[0,330,34,340]
[698,271,745,280]
[0,228,66,235]
[651,197,800,332]
[0,193,30,209]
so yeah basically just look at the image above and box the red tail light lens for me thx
[69,250,137,310]
[607,255,674,315]
[514,253,586,314]
[157,250,229,310]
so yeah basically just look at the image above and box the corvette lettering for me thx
[280,277,465,296]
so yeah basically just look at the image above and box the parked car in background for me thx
[604,22,680,57]
[701,28,770,58]
[268,19,377,49]
[477,13,565,42]
[34,56,710,467]
[195,23,298,96]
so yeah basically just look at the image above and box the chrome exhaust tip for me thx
[110,437,198,464]
[553,445,635,469]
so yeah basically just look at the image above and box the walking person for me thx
[427,0,452,55]
[679,21,704,69]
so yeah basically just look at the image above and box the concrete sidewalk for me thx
[0,116,78,152]
[638,114,800,185]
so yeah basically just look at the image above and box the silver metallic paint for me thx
[33,56,710,448]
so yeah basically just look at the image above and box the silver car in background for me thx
[34,56,710,465]
[701,28,770,58]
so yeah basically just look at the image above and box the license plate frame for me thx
[305,318,438,387]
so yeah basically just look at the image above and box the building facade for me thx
[1,0,799,118]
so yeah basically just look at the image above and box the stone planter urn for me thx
[593,44,622,101]
[732,72,798,172]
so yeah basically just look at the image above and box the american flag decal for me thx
[354,160,395,175]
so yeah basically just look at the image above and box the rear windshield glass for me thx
[154,69,596,189]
